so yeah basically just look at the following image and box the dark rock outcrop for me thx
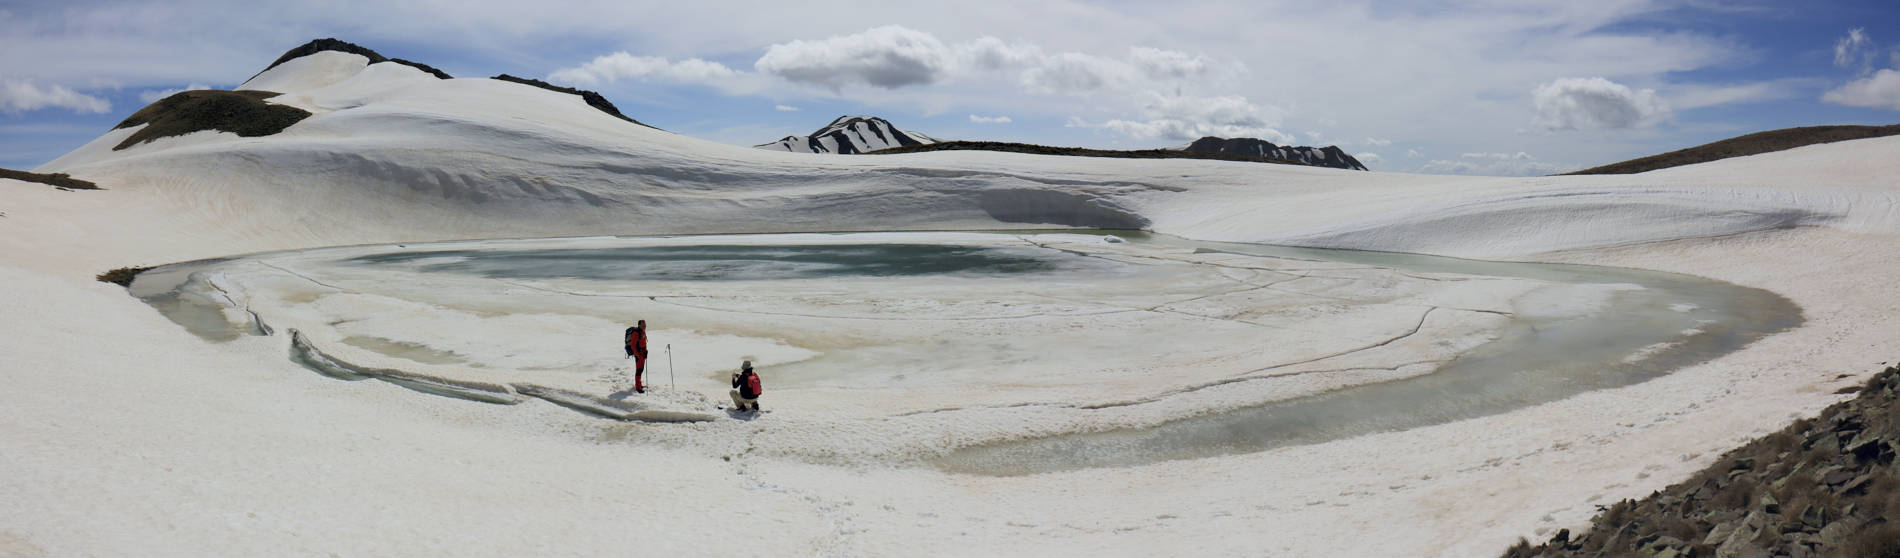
[1179,137,1367,171]
[111,90,311,150]
[755,116,937,154]
[251,38,452,81]
[490,74,654,129]
[869,141,1345,169]
[1,167,100,190]
[1504,364,1900,558]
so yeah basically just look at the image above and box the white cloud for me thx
[1406,149,1424,158]
[955,37,1044,72]
[1822,69,1900,110]
[1356,152,1383,165]
[1363,137,1392,146]
[748,25,1228,101]
[1531,77,1669,131]
[1461,152,1535,160]
[549,52,738,86]
[1020,52,1134,94]
[1669,79,1812,111]
[1076,94,1291,143]
[138,83,211,104]
[969,114,1011,124]
[753,25,952,90]
[1835,28,1872,70]
[1127,46,1209,81]
[774,104,799,112]
[0,78,109,114]
[1420,152,1568,176]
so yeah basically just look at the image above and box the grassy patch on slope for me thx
[1,167,101,190]
[112,90,312,151]
[1565,124,1900,175]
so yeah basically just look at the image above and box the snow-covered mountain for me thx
[1174,136,1368,170]
[754,115,938,154]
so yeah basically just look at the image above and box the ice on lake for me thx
[132,231,1797,473]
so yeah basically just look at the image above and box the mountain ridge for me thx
[1176,136,1367,171]
[249,38,452,81]
[755,115,937,154]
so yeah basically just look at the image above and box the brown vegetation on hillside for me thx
[112,90,311,150]
[1565,124,1900,175]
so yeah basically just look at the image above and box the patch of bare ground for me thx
[1,167,100,190]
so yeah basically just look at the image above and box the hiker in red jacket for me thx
[730,360,762,411]
[624,320,648,393]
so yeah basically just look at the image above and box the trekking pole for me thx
[667,344,675,391]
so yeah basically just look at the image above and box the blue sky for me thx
[3,0,1897,174]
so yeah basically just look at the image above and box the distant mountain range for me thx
[1172,137,1367,171]
[754,116,938,154]
[761,117,1368,170]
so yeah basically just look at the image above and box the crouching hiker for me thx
[730,360,763,411]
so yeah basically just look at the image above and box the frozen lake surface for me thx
[130,231,1798,474]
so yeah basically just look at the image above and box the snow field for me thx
[5,50,1900,555]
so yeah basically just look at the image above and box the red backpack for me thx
[745,372,763,396]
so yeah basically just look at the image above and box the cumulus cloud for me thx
[0,78,110,114]
[1531,77,1669,131]
[1406,149,1424,158]
[1363,137,1392,146]
[1820,28,1900,111]
[749,25,1226,98]
[1356,152,1383,165]
[753,25,952,90]
[1822,69,1900,110]
[774,104,799,111]
[550,52,739,86]
[1076,94,1291,143]
[138,83,211,104]
[1419,151,1568,176]
[969,114,1011,123]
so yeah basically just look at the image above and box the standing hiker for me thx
[730,360,763,411]
[624,320,649,393]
